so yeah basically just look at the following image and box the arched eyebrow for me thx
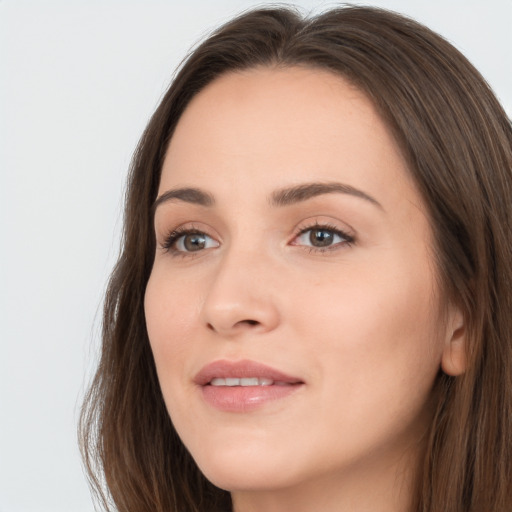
[152,181,382,213]
[153,187,214,213]
[270,182,383,210]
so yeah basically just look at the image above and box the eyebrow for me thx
[152,181,382,212]
[152,187,214,213]
[270,182,383,209]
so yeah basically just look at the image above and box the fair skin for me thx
[144,67,465,512]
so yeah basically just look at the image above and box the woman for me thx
[80,5,512,512]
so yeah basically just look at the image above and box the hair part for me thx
[80,5,512,512]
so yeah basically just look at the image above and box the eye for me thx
[292,224,354,250]
[163,229,220,254]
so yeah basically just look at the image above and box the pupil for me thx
[184,233,206,251]
[310,229,333,247]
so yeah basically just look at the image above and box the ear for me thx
[441,306,467,376]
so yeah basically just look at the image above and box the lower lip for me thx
[200,383,302,412]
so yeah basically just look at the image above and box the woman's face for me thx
[145,67,462,501]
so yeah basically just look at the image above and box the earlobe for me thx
[441,309,467,376]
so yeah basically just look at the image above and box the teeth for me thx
[210,377,274,387]
[240,377,258,386]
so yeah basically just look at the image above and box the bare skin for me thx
[145,67,466,512]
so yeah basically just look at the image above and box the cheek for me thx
[144,269,199,386]
[293,257,444,406]
[295,262,438,338]
[145,260,202,332]
[144,269,219,462]
[285,270,443,469]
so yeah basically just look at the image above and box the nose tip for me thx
[204,299,279,337]
[201,262,280,338]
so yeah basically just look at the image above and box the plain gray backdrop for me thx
[1,1,510,510]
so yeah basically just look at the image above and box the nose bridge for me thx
[201,238,280,336]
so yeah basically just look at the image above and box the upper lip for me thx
[194,359,303,386]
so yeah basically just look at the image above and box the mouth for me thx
[209,377,284,386]
[194,359,303,386]
[194,359,304,412]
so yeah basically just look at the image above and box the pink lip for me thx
[194,359,304,412]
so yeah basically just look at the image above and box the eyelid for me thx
[158,223,220,255]
[156,218,355,257]
[289,220,356,250]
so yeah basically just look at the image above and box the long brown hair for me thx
[79,6,512,511]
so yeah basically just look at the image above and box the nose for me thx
[201,247,280,337]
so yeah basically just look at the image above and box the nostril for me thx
[240,319,259,326]
[206,318,260,333]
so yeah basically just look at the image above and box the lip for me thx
[194,359,304,412]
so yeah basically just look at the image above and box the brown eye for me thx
[183,233,207,251]
[309,228,335,247]
[164,230,220,253]
[292,225,354,251]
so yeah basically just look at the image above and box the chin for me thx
[192,444,304,492]
[202,466,296,493]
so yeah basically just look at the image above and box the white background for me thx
[1,1,510,511]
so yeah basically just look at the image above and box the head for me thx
[80,6,512,512]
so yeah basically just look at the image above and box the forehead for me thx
[160,66,418,212]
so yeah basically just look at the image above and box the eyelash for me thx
[293,222,355,253]
[161,226,215,257]
[160,222,355,257]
